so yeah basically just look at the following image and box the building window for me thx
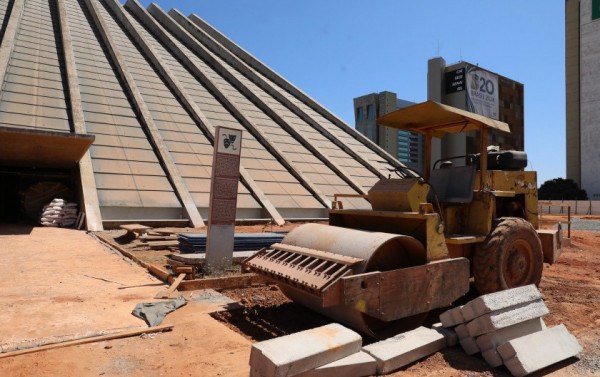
[356,107,364,122]
[366,104,375,120]
[594,0,600,20]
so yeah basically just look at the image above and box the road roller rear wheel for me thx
[473,217,543,294]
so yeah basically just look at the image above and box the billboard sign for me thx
[445,68,465,94]
[466,65,499,120]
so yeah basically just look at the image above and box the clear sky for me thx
[139,0,564,185]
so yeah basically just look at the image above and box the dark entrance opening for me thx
[0,167,75,224]
[0,126,94,226]
[0,171,20,223]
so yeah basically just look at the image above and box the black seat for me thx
[428,165,476,204]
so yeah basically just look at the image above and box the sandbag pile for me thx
[39,199,79,228]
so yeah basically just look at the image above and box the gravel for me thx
[564,218,600,231]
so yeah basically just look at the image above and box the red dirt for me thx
[1,219,599,376]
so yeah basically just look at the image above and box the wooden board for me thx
[0,324,173,359]
[339,258,470,321]
[154,273,186,299]
[343,271,380,315]
[140,235,177,242]
[378,258,470,321]
[120,223,152,237]
[135,240,179,249]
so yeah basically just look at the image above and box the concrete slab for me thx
[454,324,479,355]
[249,323,362,377]
[481,348,504,368]
[466,299,549,337]
[459,336,480,355]
[461,285,542,322]
[362,326,446,375]
[432,323,458,347]
[477,318,546,368]
[497,325,582,377]
[439,305,465,327]
[294,351,377,377]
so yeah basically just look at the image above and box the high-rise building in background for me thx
[354,92,424,173]
[566,0,600,198]
[427,57,524,168]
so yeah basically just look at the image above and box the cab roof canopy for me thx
[376,100,510,138]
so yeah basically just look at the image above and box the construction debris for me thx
[362,326,446,375]
[432,322,458,347]
[461,284,542,322]
[178,232,285,253]
[39,199,78,228]
[154,273,187,299]
[465,299,549,337]
[131,297,186,327]
[294,351,377,377]
[497,324,583,377]
[0,324,173,359]
[249,323,362,377]
[119,224,152,238]
[439,285,582,376]
[477,318,546,367]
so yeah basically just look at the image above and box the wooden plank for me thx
[134,240,179,249]
[378,258,470,321]
[148,264,170,281]
[154,273,186,299]
[120,223,152,235]
[342,271,380,316]
[445,235,487,245]
[140,235,177,242]
[178,273,271,291]
[0,324,173,359]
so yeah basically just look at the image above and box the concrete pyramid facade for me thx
[0,0,406,230]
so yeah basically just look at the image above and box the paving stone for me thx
[362,326,446,374]
[477,318,546,368]
[497,325,582,377]
[249,323,362,377]
[294,351,377,377]
[459,336,479,355]
[432,323,458,346]
[466,299,549,337]
[454,324,480,355]
[454,324,469,339]
[482,348,504,368]
[440,305,465,327]
[461,285,542,322]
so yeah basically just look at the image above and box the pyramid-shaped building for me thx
[0,0,406,230]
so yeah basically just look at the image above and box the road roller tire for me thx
[473,217,543,295]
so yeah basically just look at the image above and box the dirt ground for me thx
[0,217,599,376]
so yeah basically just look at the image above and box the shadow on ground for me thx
[0,224,34,235]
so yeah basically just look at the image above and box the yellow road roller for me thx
[243,101,562,339]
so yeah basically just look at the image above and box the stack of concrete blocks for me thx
[439,285,582,376]
[249,323,451,377]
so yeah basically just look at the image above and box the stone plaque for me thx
[206,127,242,273]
